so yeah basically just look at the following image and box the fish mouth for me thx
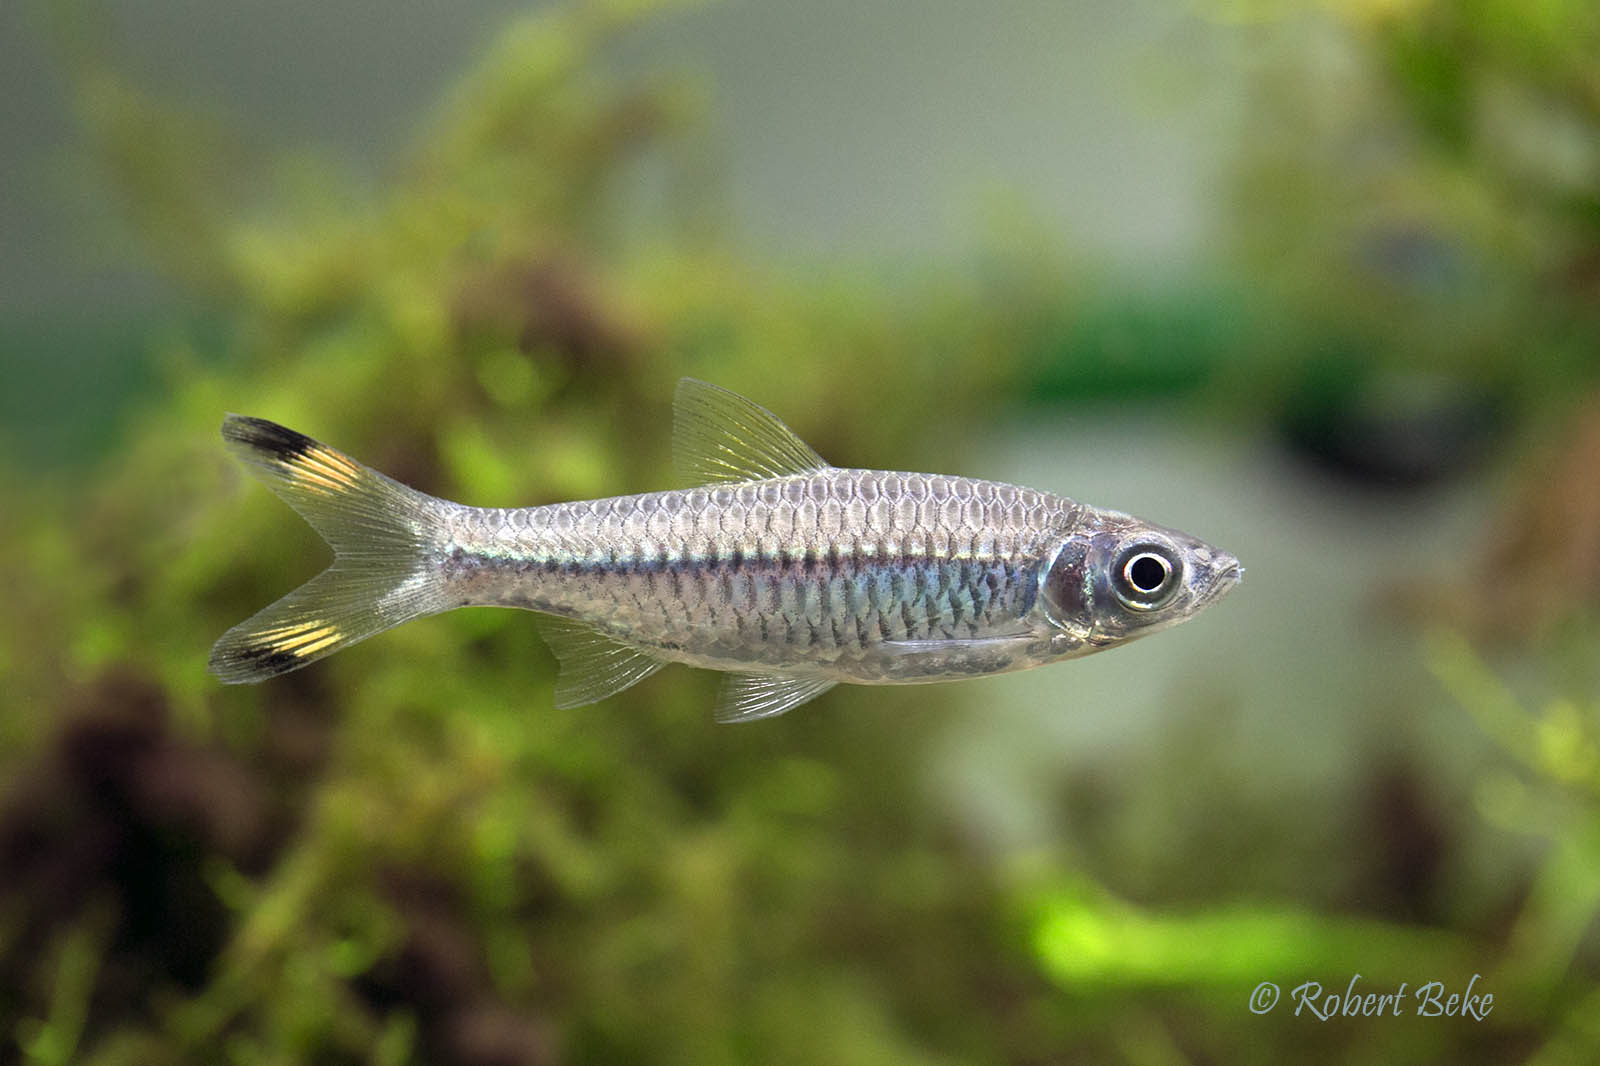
[1200,555,1244,606]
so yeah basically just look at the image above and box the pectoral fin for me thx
[879,635,1035,655]
[878,634,1037,674]
[715,673,838,724]
[534,616,666,709]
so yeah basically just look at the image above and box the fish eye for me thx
[1113,546,1179,609]
[1126,554,1169,593]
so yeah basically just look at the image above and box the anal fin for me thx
[534,616,666,709]
[715,673,838,724]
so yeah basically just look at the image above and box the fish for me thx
[209,379,1242,722]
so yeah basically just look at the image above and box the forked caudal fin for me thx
[208,416,451,683]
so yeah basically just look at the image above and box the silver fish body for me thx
[440,470,1077,683]
[210,380,1241,722]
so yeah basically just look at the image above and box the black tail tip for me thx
[208,639,306,685]
[222,414,318,463]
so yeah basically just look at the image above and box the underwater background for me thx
[4,0,1600,1062]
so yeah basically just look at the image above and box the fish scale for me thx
[442,469,1074,677]
[209,379,1241,722]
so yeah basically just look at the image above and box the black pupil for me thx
[1129,555,1168,593]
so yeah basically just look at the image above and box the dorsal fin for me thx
[672,378,829,485]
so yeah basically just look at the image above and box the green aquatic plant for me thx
[1428,630,1600,1014]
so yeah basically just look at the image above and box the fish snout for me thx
[1199,550,1244,605]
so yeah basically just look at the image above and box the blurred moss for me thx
[2,4,1061,1064]
[1419,630,1600,1060]
[1225,0,1600,427]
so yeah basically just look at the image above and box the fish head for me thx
[1038,509,1242,649]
